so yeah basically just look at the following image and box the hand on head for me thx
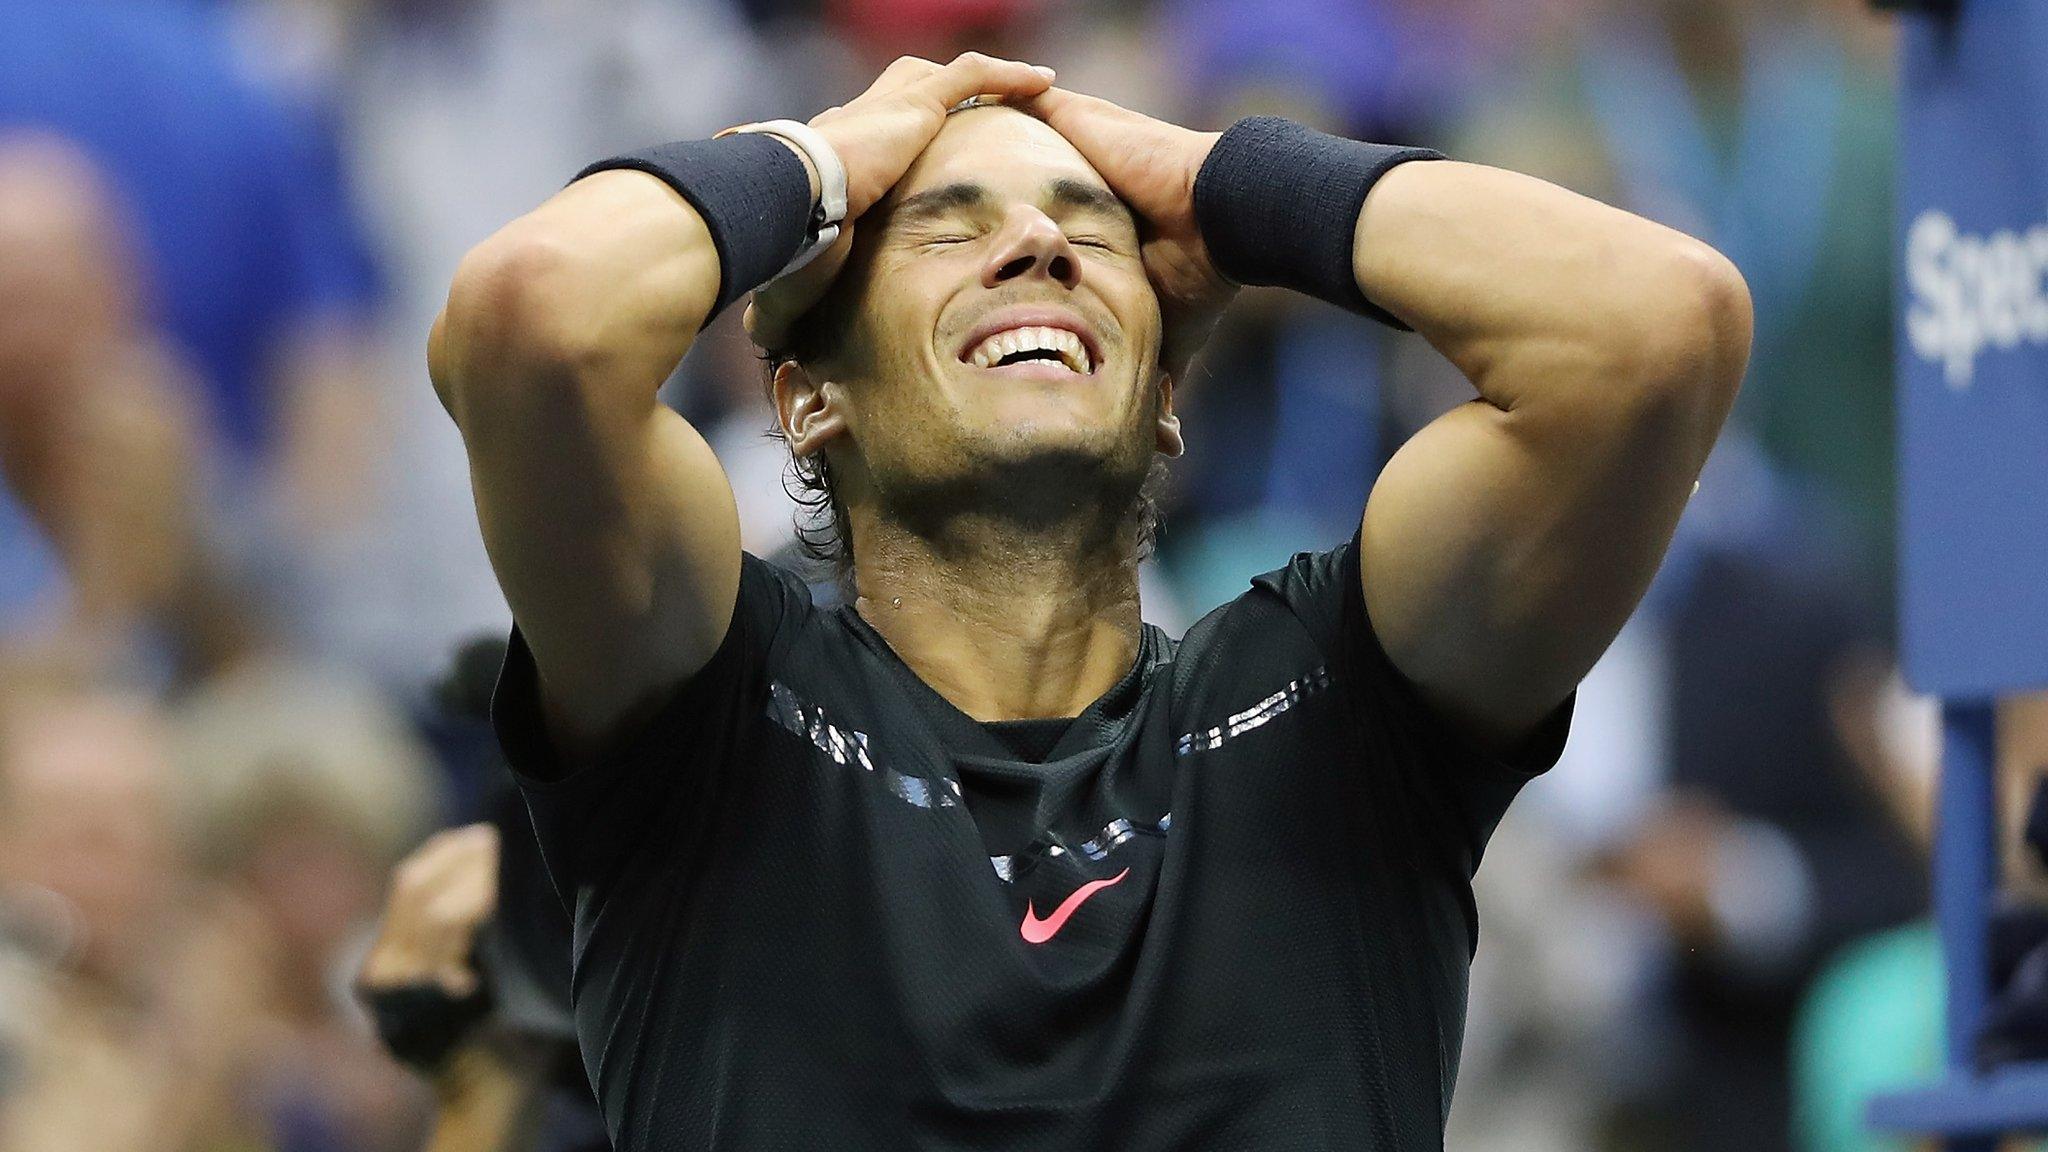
[748,56,1235,376]
[746,53,1058,350]
[1014,87,1235,376]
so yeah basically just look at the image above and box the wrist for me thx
[430,1035,547,1108]
[361,979,494,1074]
[721,119,848,278]
[575,134,814,322]
[767,133,822,203]
[1192,117,1443,327]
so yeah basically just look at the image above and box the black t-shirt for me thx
[491,535,1569,1151]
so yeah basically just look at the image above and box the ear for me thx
[1153,370,1184,458]
[772,359,850,458]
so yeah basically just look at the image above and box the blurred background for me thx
[1,0,2043,1148]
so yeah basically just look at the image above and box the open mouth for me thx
[958,320,1100,376]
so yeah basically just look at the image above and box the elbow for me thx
[1618,239,1752,442]
[431,228,611,424]
[1645,240,1752,401]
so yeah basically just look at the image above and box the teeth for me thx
[967,325,1092,373]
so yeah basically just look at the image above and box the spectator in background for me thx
[195,0,792,686]
[1597,432,1922,1152]
[0,135,261,688]
[1458,431,1926,1152]
[173,658,447,1152]
[0,680,261,1151]
[354,636,599,1152]
[1457,0,1899,595]
[1793,691,2048,1152]
[0,0,387,666]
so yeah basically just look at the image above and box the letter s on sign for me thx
[1905,209,2048,390]
[1906,211,1975,389]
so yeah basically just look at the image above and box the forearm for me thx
[1351,160,1751,427]
[425,135,800,747]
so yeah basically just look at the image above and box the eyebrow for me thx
[1046,177,1127,222]
[886,178,1132,228]
[889,181,990,225]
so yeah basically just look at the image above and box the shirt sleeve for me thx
[489,553,805,899]
[1253,532,1573,872]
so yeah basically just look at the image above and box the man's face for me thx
[0,139,131,417]
[0,697,178,975]
[788,106,1179,534]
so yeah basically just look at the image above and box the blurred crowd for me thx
[2,0,2044,1149]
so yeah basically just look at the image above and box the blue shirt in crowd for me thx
[0,0,381,462]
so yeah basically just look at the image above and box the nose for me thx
[981,206,1081,291]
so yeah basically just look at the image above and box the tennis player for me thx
[430,52,1750,1150]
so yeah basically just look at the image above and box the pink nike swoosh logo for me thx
[1019,867,1130,944]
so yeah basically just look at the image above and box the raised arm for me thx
[1026,98,1750,753]
[1351,161,1749,750]
[431,54,1055,764]
[430,168,745,763]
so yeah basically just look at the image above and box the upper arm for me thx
[430,173,737,765]
[1360,236,1751,752]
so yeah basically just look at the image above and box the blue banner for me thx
[1898,3,2048,696]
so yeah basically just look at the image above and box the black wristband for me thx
[1193,117,1443,328]
[576,133,814,323]
[362,980,495,1072]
